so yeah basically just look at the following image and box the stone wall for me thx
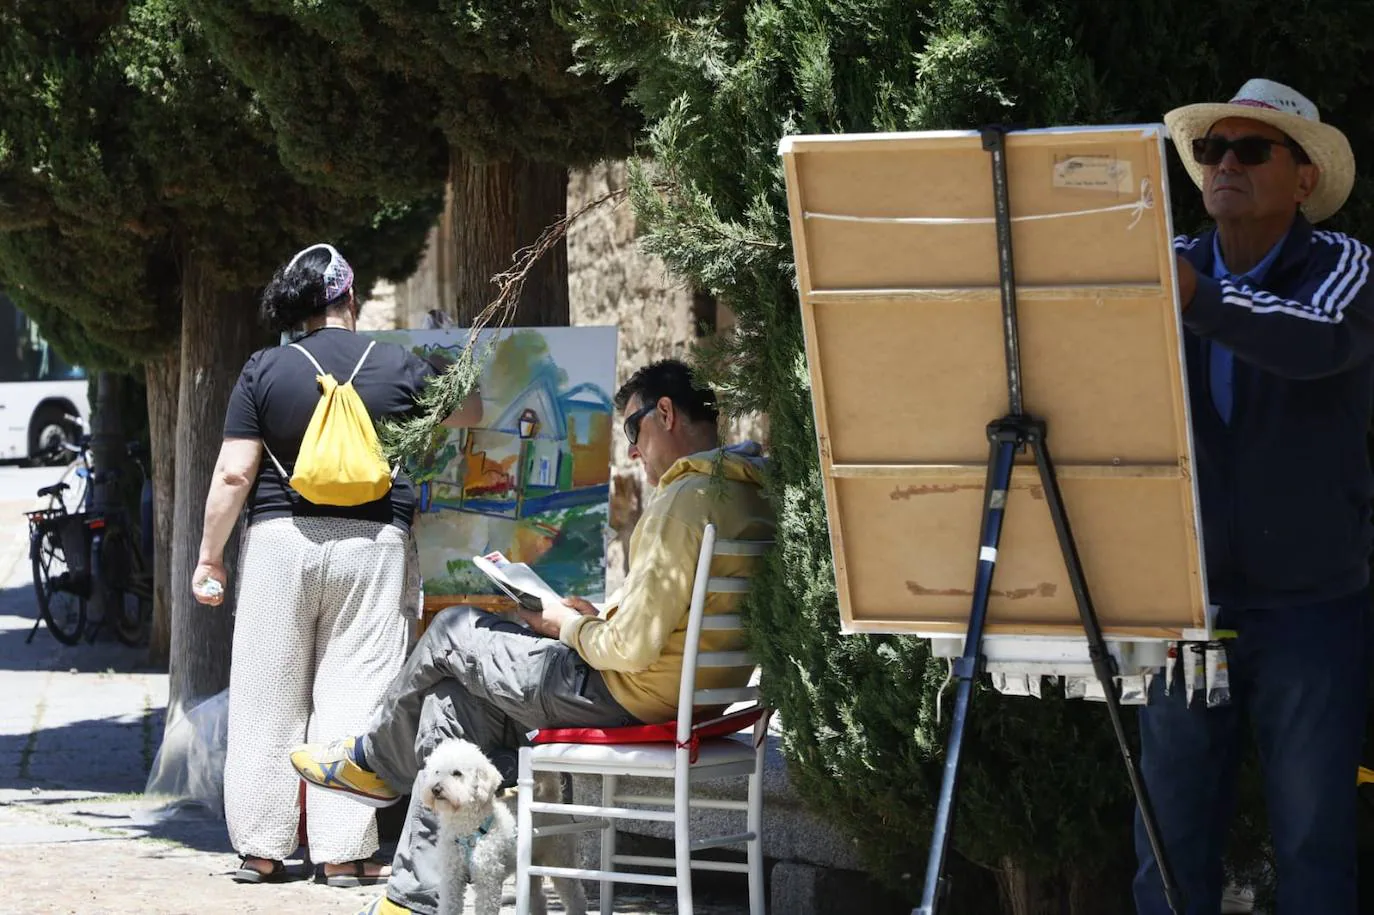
[381,228,446,334]
[566,162,701,590]
[355,280,397,332]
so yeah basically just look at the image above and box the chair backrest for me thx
[674,522,773,746]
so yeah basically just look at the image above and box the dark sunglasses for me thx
[624,403,656,446]
[1191,135,1306,167]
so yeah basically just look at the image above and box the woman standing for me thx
[192,243,480,885]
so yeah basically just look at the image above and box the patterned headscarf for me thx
[286,242,354,304]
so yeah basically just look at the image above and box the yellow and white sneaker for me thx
[289,737,400,808]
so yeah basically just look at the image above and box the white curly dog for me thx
[420,738,587,915]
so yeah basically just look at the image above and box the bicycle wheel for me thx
[98,527,148,647]
[31,526,86,645]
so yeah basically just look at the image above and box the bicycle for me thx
[24,438,151,647]
[25,466,96,645]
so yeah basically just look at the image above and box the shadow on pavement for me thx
[118,799,237,856]
[0,705,165,794]
[0,582,160,674]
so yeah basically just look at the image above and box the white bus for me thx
[0,293,90,464]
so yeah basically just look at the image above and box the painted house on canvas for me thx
[370,326,617,601]
[456,374,613,519]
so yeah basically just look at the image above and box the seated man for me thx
[289,358,776,915]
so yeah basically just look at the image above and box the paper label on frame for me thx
[1052,155,1133,193]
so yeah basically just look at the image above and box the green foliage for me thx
[378,339,489,463]
[0,1,436,368]
[190,0,641,200]
[379,329,569,465]
[342,195,447,301]
[191,2,641,421]
[564,0,1374,902]
[0,1,176,365]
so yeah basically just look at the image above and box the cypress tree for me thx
[0,1,435,712]
[187,0,640,327]
[557,0,1374,909]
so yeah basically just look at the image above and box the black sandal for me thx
[323,859,392,888]
[232,856,289,884]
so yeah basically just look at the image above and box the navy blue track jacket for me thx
[1176,214,1374,610]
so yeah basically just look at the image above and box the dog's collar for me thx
[454,812,497,879]
[455,812,496,846]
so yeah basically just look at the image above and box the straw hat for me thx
[1164,78,1355,223]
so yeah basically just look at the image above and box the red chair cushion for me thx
[531,706,767,763]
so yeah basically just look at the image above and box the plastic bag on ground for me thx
[143,688,229,818]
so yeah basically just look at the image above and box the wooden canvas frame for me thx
[779,125,1209,640]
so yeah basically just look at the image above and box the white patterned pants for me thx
[224,516,408,864]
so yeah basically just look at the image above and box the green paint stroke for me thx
[486,330,569,404]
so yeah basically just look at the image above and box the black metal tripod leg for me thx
[915,428,1021,915]
[1029,429,1183,915]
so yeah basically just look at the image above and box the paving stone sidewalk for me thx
[0,497,748,914]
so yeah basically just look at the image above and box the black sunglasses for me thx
[1192,135,1306,167]
[624,403,656,446]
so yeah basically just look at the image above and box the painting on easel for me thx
[368,326,617,602]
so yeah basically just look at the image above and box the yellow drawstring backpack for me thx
[264,340,395,506]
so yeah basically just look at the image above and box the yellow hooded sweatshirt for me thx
[559,444,776,723]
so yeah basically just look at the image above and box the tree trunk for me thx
[995,857,1054,915]
[89,372,123,513]
[145,348,179,667]
[166,253,262,722]
[447,149,570,327]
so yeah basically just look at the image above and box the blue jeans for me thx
[1133,591,1370,915]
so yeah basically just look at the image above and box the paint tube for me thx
[1205,641,1231,708]
[1164,642,1178,697]
[1117,674,1149,705]
[1184,643,1206,707]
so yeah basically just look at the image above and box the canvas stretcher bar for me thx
[778,125,1209,640]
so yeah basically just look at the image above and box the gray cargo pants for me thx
[360,607,639,915]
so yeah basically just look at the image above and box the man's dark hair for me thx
[614,358,719,425]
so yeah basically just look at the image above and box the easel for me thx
[418,594,518,637]
[913,126,1181,915]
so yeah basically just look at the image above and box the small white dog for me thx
[420,738,587,915]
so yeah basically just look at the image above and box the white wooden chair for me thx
[515,522,773,915]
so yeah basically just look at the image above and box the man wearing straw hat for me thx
[1134,79,1374,914]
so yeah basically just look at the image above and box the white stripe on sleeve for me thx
[1218,231,1370,325]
